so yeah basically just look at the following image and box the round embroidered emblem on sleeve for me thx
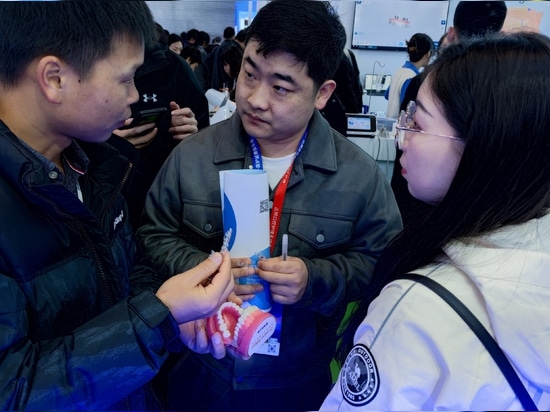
[340,343,380,406]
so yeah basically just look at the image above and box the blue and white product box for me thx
[219,169,272,311]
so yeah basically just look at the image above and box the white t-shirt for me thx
[262,153,295,189]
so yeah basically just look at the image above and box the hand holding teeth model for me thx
[206,229,276,357]
[206,301,276,357]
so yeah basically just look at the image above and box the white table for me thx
[347,134,396,182]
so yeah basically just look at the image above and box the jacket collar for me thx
[212,110,338,173]
[0,121,129,190]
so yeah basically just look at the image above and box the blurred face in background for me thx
[169,41,183,54]
[223,61,230,77]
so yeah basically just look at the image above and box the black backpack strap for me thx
[397,273,538,411]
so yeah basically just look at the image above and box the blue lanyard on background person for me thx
[248,128,308,254]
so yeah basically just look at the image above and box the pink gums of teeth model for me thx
[206,302,276,357]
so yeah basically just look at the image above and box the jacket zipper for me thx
[28,161,133,307]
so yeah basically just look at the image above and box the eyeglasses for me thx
[394,101,462,149]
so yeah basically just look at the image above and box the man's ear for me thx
[315,79,337,110]
[36,56,68,104]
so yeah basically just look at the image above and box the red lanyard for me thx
[248,129,308,254]
[269,165,292,254]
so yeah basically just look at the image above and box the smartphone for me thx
[126,107,168,129]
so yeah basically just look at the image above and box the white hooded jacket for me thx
[322,213,550,410]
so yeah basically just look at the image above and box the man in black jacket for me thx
[0,2,233,409]
[138,2,402,411]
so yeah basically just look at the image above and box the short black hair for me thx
[245,0,346,88]
[181,46,202,65]
[223,27,236,39]
[168,33,183,46]
[186,28,199,41]
[0,1,155,88]
[235,28,248,44]
[454,1,507,39]
[198,31,210,46]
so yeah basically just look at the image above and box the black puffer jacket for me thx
[0,122,181,410]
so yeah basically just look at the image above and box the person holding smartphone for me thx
[109,22,209,230]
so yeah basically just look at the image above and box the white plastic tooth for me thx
[234,309,253,340]
[222,301,243,314]
[243,306,255,313]
[238,309,253,325]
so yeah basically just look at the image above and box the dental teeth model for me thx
[206,301,276,357]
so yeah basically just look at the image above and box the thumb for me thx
[170,101,180,111]
[186,252,223,285]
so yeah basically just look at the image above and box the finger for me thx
[255,267,280,285]
[133,123,156,135]
[270,282,303,305]
[203,252,233,299]
[257,256,292,273]
[209,332,227,359]
[178,107,194,117]
[231,266,255,280]
[170,107,194,119]
[193,319,209,352]
[169,101,180,111]
[127,128,157,147]
[234,293,256,302]
[169,125,197,136]
[270,290,291,305]
[226,291,243,306]
[117,117,134,130]
[234,282,262,296]
[233,287,257,302]
[178,321,196,349]
[226,345,251,361]
[230,257,251,269]
[112,119,153,138]
[217,252,235,299]
[183,252,223,285]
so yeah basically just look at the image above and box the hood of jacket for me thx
[442,212,550,392]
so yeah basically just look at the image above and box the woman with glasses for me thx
[321,32,550,411]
